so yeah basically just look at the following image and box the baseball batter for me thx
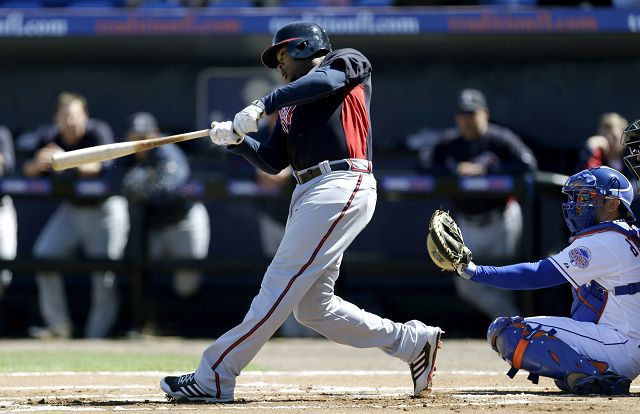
[161,21,442,402]
[454,166,639,394]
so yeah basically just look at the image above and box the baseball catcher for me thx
[427,209,472,273]
[427,166,639,395]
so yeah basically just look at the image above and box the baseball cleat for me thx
[160,372,232,403]
[564,371,631,395]
[410,326,443,397]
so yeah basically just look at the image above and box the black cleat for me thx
[160,372,232,403]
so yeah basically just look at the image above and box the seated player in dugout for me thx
[431,164,640,395]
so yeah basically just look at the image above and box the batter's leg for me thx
[294,257,432,362]
[191,173,379,400]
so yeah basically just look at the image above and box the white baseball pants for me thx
[194,171,430,400]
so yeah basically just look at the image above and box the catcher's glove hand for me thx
[427,209,472,275]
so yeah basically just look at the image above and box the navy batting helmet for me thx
[562,166,635,235]
[261,21,332,69]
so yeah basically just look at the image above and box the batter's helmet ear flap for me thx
[261,21,331,68]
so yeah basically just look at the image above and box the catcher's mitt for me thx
[427,209,472,272]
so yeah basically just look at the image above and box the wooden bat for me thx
[51,129,210,171]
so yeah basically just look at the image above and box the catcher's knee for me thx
[487,317,622,390]
[487,316,523,355]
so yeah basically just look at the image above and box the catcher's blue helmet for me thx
[562,166,635,235]
[261,21,332,69]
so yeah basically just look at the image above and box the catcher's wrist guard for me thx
[456,261,476,279]
[427,209,472,273]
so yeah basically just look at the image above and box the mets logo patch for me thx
[569,246,591,269]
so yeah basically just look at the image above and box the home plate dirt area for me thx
[0,338,637,413]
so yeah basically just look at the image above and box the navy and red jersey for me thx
[229,48,372,173]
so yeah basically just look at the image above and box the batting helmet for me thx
[562,166,636,235]
[261,21,332,69]
[622,119,640,180]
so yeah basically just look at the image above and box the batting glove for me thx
[209,121,243,146]
[233,100,265,137]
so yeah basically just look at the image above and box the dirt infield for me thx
[0,338,637,413]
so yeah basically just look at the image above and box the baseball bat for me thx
[51,129,210,171]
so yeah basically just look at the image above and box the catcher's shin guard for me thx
[486,317,630,395]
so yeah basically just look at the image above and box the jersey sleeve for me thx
[548,236,621,288]
[260,49,371,114]
[228,118,290,174]
[469,259,566,290]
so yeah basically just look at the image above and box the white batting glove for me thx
[233,100,265,137]
[209,121,243,146]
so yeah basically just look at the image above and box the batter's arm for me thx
[229,120,289,174]
[261,50,371,113]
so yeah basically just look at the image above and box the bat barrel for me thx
[51,129,210,171]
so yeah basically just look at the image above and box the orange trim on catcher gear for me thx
[590,360,608,374]
[512,338,530,369]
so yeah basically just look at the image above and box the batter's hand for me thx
[210,121,244,146]
[233,100,265,137]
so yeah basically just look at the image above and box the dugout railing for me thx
[0,171,566,333]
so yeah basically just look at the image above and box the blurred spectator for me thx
[613,0,640,8]
[22,92,129,339]
[423,88,537,320]
[576,112,629,173]
[121,112,210,298]
[0,126,17,301]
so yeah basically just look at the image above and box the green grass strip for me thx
[0,350,260,372]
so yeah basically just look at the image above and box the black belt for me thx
[294,159,371,185]
[295,161,351,185]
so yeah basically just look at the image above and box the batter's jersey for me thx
[230,48,372,173]
[548,220,640,339]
